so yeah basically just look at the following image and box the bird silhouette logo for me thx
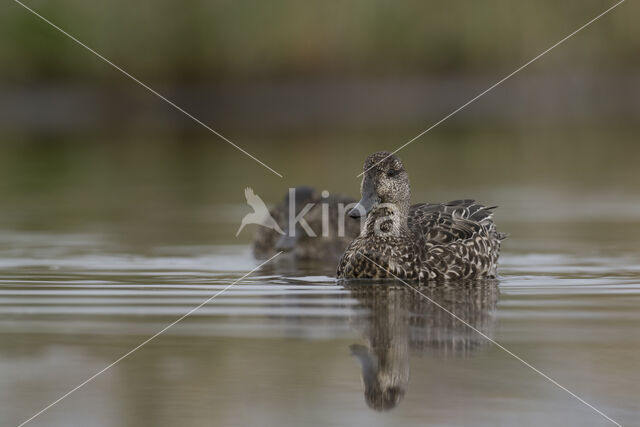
[236,187,285,237]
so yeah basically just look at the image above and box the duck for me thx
[337,152,506,281]
[253,186,361,260]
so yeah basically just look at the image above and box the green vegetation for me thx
[2,0,638,82]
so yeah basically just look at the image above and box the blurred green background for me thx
[1,0,638,246]
[2,0,639,81]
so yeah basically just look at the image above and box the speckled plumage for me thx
[337,152,506,281]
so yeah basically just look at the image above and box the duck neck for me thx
[364,201,410,237]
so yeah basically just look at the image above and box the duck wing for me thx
[407,200,506,280]
[409,199,505,245]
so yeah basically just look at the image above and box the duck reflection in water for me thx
[346,281,499,411]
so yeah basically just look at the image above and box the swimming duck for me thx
[337,152,506,281]
[253,186,360,260]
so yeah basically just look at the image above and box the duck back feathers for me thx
[409,200,506,245]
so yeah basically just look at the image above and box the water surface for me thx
[1,136,639,426]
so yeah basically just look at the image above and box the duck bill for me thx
[349,191,378,218]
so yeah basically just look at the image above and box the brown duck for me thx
[337,152,506,281]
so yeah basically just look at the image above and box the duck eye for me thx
[387,169,399,177]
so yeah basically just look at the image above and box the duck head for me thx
[349,151,411,219]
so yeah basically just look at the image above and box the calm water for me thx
[1,135,639,426]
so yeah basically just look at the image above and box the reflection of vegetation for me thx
[1,129,639,246]
[346,281,499,411]
[2,0,638,81]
